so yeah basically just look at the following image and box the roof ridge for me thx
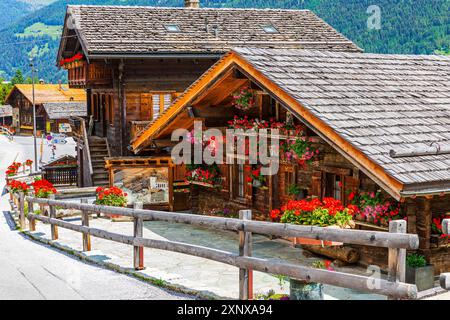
[68,5,312,12]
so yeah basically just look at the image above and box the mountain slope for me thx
[0,0,448,82]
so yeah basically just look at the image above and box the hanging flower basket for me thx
[232,86,255,111]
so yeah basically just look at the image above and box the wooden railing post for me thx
[18,192,25,229]
[81,198,91,252]
[27,198,36,231]
[49,194,58,240]
[239,209,253,300]
[388,219,407,300]
[133,202,144,270]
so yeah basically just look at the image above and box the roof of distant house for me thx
[42,102,87,120]
[58,5,361,60]
[133,48,450,198]
[5,84,86,105]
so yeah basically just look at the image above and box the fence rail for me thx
[11,192,423,300]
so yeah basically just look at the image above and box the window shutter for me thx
[140,94,153,120]
[311,170,323,199]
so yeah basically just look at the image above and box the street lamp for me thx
[29,58,38,172]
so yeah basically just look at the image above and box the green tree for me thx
[11,69,24,85]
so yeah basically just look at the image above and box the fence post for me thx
[81,198,91,252]
[239,209,253,300]
[18,192,25,229]
[388,219,406,300]
[27,199,36,231]
[133,202,144,270]
[49,194,58,240]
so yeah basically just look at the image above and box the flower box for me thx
[190,181,216,188]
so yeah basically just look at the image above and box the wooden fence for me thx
[10,192,428,300]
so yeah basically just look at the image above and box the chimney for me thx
[185,0,200,8]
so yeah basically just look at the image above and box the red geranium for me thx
[95,186,128,207]
[32,179,57,198]
[9,180,29,194]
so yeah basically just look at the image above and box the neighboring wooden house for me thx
[5,84,86,135]
[56,3,361,166]
[131,48,450,273]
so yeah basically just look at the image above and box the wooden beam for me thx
[26,196,419,249]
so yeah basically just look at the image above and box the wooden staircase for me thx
[88,136,109,187]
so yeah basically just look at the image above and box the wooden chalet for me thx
[5,84,86,135]
[131,48,450,273]
[57,2,361,188]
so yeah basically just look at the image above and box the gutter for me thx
[87,53,224,60]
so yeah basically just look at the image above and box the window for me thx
[324,172,342,201]
[151,93,177,120]
[165,24,181,32]
[230,164,246,201]
[262,24,279,34]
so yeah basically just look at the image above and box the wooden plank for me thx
[133,202,144,270]
[26,212,417,299]
[81,198,91,252]
[49,194,58,240]
[25,196,419,249]
[388,220,406,300]
[27,199,35,232]
[239,210,252,300]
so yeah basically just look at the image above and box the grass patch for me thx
[16,23,62,40]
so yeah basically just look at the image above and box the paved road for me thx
[0,136,188,300]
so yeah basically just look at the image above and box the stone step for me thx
[93,179,109,187]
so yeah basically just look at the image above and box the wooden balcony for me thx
[67,62,88,88]
[131,121,151,142]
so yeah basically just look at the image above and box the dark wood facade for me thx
[68,58,218,156]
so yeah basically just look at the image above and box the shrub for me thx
[406,254,427,268]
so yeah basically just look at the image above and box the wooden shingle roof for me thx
[6,84,86,105]
[0,105,12,117]
[234,48,450,192]
[42,102,87,120]
[65,5,361,57]
[132,48,450,197]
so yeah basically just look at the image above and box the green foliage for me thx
[287,184,301,196]
[406,254,427,268]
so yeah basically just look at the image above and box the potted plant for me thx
[406,253,435,292]
[32,178,57,215]
[289,260,332,300]
[25,159,33,172]
[95,186,128,218]
[232,86,255,111]
[271,197,356,246]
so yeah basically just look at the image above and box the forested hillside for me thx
[0,0,448,82]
